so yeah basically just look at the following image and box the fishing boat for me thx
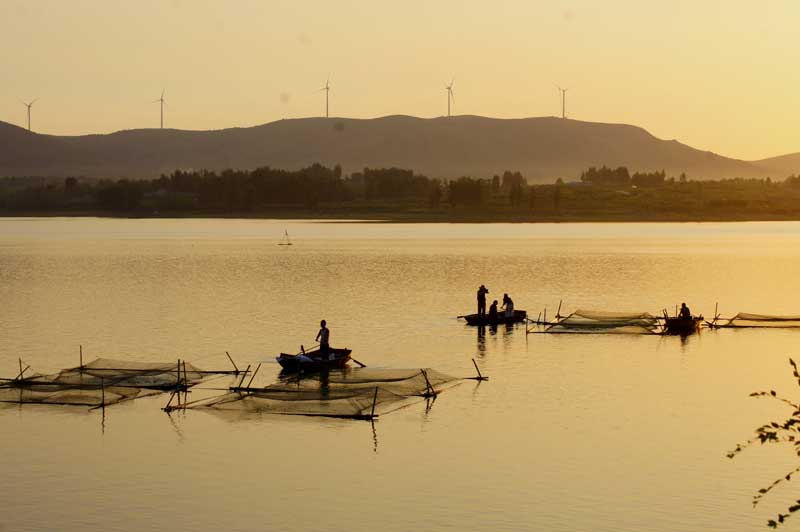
[463,310,527,326]
[663,316,703,336]
[278,230,292,246]
[276,347,352,373]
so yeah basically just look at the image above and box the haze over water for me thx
[2,218,800,531]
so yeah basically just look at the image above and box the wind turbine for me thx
[445,79,455,117]
[558,86,568,119]
[21,98,38,131]
[320,77,331,118]
[153,90,165,128]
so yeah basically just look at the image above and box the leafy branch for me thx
[729,358,800,527]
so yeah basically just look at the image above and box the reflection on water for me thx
[3,218,800,531]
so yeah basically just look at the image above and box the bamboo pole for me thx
[100,376,105,411]
[225,351,240,373]
[370,386,378,419]
[176,359,181,408]
[420,369,437,398]
[12,364,30,381]
[235,365,252,391]
[245,363,262,388]
[556,299,563,319]
[183,360,189,408]
[79,345,83,370]
[471,358,488,381]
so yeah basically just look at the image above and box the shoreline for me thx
[4,209,800,223]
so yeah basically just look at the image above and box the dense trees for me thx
[2,164,800,221]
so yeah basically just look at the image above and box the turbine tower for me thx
[22,98,38,131]
[558,86,568,119]
[153,90,165,128]
[445,79,455,117]
[320,78,331,118]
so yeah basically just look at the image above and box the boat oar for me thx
[350,357,367,368]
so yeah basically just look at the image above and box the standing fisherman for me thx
[477,284,489,317]
[316,320,331,359]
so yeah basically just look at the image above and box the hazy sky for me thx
[1,0,798,160]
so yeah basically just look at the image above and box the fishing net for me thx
[716,313,800,328]
[543,309,660,334]
[0,358,209,408]
[189,368,459,419]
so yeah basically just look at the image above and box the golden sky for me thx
[1,0,798,161]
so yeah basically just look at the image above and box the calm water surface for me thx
[2,218,800,532]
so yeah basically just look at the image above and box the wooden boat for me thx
[276,347,351,373]
[663,316,703,336]
[463,310,527,326]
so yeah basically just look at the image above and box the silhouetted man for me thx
[679,303,692,319]
[488,300,499,322]
[502,293,514,318]
[316,320,330,358]
[477,285,489,316]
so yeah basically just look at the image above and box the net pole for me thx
[472,358,484,380]
[237,365,251,389]
[182,360,189,409]
[421,369,437,398]
[225,351,240,374]
[370,387,378,418]
[176,359,181,408]
[101,376,105,410]
[245,363,262,389]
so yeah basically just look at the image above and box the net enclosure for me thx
[539,309,660,335]
[713,313,800,329]
[184,367,461,419]
[0,357,226,408]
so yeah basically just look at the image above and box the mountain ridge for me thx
[1,115,795,182]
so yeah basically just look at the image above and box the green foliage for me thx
[728,358,800,527]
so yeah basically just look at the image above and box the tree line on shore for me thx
[1,164,799,219]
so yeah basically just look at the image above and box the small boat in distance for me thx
[278,230,293,246]
[462,310,527,326]
[276,347,352,373]
[663,316,703,336]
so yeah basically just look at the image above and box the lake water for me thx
[2,218,800,532]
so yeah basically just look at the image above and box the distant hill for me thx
[0,115,795,182]
[756,153,800,178]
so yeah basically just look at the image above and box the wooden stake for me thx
[18,358,22,381]
[225,351,240,373]
[236,365,252,390]
[80,345,83,370]
[420,369,437,398]
[246,363,262,388]
[100,376,105,410]
[370,386,378,419]
[471,358,488,381]
[12,364,30,381]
